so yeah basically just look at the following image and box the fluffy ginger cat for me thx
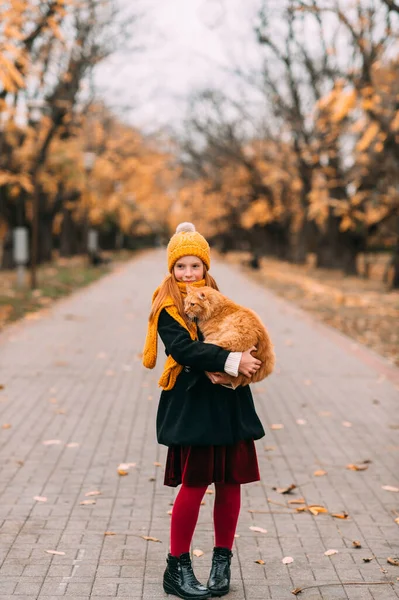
[184,285,275,387]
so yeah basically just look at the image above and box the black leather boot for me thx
[163,552,211,599]
[207,547,233,597]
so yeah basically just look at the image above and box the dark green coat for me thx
[156,309,265,447]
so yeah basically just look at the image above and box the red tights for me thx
[170,483,241,557]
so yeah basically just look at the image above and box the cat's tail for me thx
[252,325,276,382]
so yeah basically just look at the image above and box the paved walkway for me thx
[0,250,398,600]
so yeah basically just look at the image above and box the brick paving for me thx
[0,249,398,600]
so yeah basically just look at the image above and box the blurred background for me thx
[0,0,398,362]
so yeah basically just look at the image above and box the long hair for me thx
[149,266,219,328]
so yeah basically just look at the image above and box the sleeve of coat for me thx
[158,309,230,372]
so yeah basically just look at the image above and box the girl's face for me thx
[173,255,205,282]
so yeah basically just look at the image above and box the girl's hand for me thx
[239,346,262,378]
[205,371,232,385]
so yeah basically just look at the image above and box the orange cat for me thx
[184,285,275,387]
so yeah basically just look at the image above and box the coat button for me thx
[184,366,191,373]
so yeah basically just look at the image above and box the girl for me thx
[143,222,265,599]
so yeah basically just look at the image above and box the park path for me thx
[0,249,398,600]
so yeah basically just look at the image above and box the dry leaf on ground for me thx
[382,485,399,492]
[387,557,399,567]
[85,491,101,497]
[141,536,161,543]
[80,500,96,505]
[66,442,79,448]
[342,421,352,427]
[255,559,265,565]
[352,541,362,548]
[347,464,369,471]
[104,531,116,536]
[270,424,284,430]
[2,423,11,429]
[33,496,47,502]
[273,484,297,494]
[363,557,374,562]
[282,557,294,564]
[296,505,328,515]
[43,440,62,446]
[45,550,65,556]
[313,470,327,477]
[264,445,276,451]
[193,549,204,557]
[154,462,162,467]
[288,498,306,505]
[394,517,399,525]
[331,512,349,519]
[205,489,214,494]
[324,549,338,556]
[249,526,268,534]
[296,419,307,425]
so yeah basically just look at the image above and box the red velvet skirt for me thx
[164,439,260,487]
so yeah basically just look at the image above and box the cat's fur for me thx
[184,285,275,387]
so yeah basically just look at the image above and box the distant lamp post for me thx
[28,99,45,289]
[83,151,98,262]
[13,227,28,288]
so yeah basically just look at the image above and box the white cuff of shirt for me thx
[224,352,242,377]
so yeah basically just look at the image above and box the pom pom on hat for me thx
[167,222,210,272]
[175,222,196,234]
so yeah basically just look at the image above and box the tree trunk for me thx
[315,214,363,275]
[391,242,399,289]
[59,210,80,256]
[38,217,54,263]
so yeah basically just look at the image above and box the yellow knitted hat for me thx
[167,222,210,272]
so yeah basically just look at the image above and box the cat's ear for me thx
[197,291,206,300]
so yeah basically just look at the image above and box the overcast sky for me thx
[95,0,268,131]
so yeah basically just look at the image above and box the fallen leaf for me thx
[324,549,338,556]
[2,423,11,429]
[193,549,204,557]
[249,526,268,534]
[80,500,96,505]
[205,489,214,495]
[342,421,352,428]
[331,512,349,519]
[264,445,276,451]
[45,550,65,556]
[288,498,306,505]
[234,534,240,538]
[313,470,327,477]
[167,509,173,515]
[352,541,362,548]
[270,424,284,430]
[394,517,399,525]
[141,536,161,542]
[149,477,156,482]
[104,531,116,536]
[200,500,206,505]
[387,557,399,567]
[296,419,307,425]
[363,557,374,562]
[282,556,294,564]
[85,491,101,497]
[347,464,368,471]
[255,559,265,565]
[292,587,302,595]
[0,385,4,390]
[43,440,62,446]
[66,442,79,448]
[154,462,162,467]
[273,484,296,494]
[33,496,47,502]
[117,468,128,476]
[303,379,312,386]
[382,485,399,493]
[55,409,66,415]
[296,505,328,515]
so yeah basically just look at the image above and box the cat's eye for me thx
[190,302,195,306]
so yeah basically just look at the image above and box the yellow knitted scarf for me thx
[142,279,206,390]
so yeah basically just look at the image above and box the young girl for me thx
[143,223,265,599]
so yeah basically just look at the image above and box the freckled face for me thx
[173,255,205,282]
